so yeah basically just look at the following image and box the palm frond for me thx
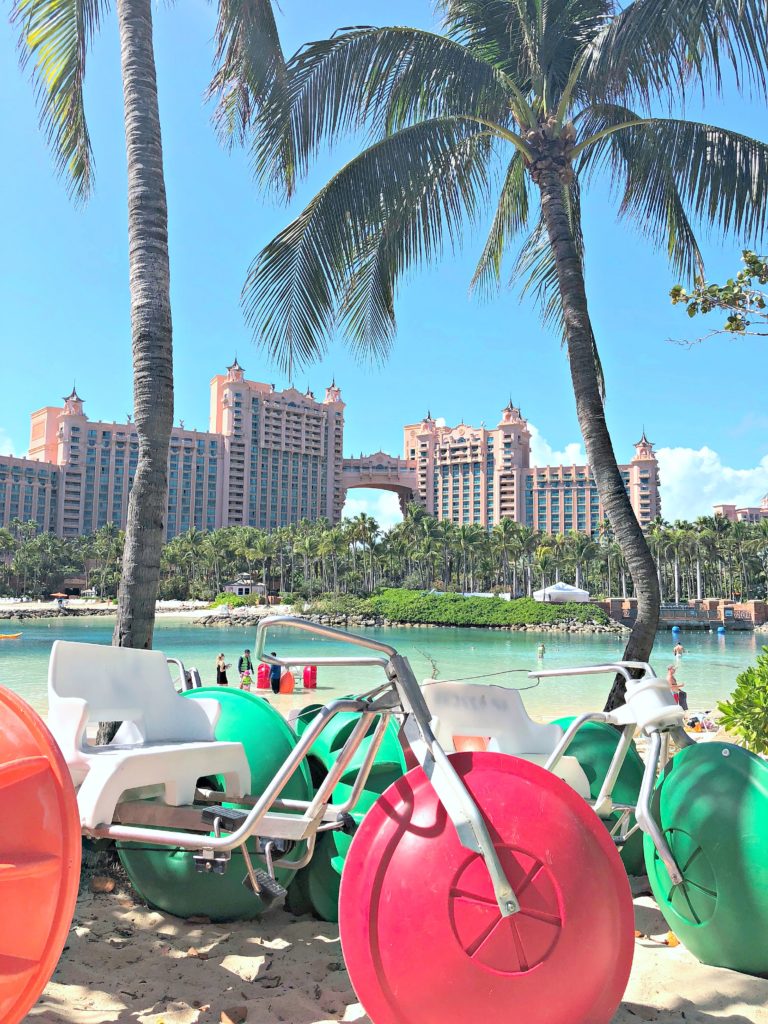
[470,150,530,297]
[12,0,108,201]
[578,107,768,278]
[252,25,514,190]
[585,0,768,106]
[241,117,494,372]
[439,0,610,111]
[209,0,297,197]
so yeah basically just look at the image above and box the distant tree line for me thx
[1,506,766,604]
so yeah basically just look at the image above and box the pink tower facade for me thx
[209,360,345,529]
[403,406,660,533]
[1,374,659,540]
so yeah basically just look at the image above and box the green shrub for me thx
[302,594,375,617]
[211,592,259,608]
[717,646,768,755]
[367,589,608,627]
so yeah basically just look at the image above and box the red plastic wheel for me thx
[339,752,633,1024]
[0,686,81,1024]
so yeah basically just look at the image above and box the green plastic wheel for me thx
[553,717,645,874]
[644,741,768,975]
[287,706,407,921]
[117,689,312,921]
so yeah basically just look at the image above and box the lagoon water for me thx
[0,616,763,719]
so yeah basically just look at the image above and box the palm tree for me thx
[13,0,292,650]
[240,0,768,703]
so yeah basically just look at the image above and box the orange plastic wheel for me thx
[0,686,81,1024]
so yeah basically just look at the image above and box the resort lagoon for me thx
[1,616,761,719]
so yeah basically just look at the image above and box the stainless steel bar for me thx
[394,652,520,918]
[86,697,368,850]
[635,731,683,885]
[592,725,636,817]
[167,657,187,690]
[334,715,390,815]
[544,712,611,773]
[305,712,377,819]
[529,663,635,683]
[272,833,316,871]
[255,615,397,663]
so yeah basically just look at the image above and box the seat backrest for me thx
[422,680,564,756]
[48,640,216,744]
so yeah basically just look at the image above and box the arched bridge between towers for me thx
[342,453,421,514]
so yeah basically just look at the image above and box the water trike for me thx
[0,615,765,1024]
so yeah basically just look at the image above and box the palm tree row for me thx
[4,511,766,603]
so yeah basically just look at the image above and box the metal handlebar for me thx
[528,662,654,682]
[254,615,396,669]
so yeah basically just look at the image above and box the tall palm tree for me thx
[13,0,292,650]
[240,0,768,704]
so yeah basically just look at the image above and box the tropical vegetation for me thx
[2,509,767,605]
[718,647,768,755]
[671,250,768,343]
[235,0,768,703]
[306,590,609,627]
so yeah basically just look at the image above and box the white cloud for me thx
[656,446,768,522]
[0,429,18,456]
[528,423,586,467]
[524,426,768,523]
[341,490,403,530]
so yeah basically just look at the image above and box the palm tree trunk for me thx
[537,169,659,710]
[112,0,173,653]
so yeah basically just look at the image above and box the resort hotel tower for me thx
[0,363,660,538]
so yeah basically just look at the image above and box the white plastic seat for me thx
[422,680,591,799]
[47,640,251,829]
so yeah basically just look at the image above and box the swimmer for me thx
[537,642,546,658]
[673,642,686,656]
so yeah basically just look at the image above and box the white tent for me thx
[533,581,590,603]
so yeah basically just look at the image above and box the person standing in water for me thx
[673,641,686,657]
[537,642,546,659]
[215,653,230,686]
[269,652,282,694]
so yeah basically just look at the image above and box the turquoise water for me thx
[0,617,763,719]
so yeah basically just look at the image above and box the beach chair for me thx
[422,679,591,797]
[47,640,251,828]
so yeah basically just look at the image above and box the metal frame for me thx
[85,615,522,918]
[84,620,693,909]
[530,662,687,884]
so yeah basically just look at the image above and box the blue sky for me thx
[1,1,767,529]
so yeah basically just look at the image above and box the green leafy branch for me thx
[670,250,768,344]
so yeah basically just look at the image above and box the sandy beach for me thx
[24,879,768,1024]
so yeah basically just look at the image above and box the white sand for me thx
[24,887,768,1024]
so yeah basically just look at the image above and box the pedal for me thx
[193,847,231,875]
[201,805,249,831]
[243,869,287,908]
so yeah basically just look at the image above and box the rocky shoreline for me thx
[0,607,117,620]
[299,612,630,634]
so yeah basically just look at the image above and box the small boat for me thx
[0,633,22,640]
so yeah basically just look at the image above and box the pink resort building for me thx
[402,404,660,532]
[0,367,660,539]
[1,362,345,539]
[712,496,768,523]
